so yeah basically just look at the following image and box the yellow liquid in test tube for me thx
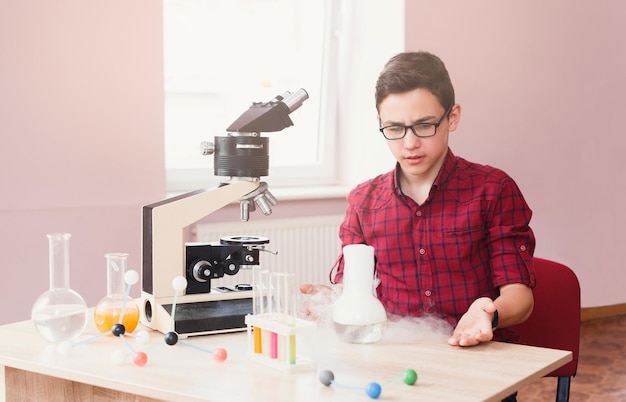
[289,334,296,364]
[254,326,263,353]
[253,268,270,354]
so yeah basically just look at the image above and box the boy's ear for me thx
[448,104,461,131]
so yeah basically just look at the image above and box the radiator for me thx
[193,214,344,287]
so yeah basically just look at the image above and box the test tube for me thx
[270,272,297,363]
[270,272,296,324]
[270,331,278,359]
[253,267,270,354]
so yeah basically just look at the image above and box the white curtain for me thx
[333,0,405,187]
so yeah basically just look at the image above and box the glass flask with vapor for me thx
[332,244,387,343]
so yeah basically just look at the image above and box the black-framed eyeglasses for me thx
[378,106,453,140]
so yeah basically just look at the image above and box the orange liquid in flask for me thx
[94,305,140,333]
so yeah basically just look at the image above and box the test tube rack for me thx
[245,313,316,372]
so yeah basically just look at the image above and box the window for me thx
[164,0,336,193]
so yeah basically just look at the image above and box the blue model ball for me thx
[365,382,382,399]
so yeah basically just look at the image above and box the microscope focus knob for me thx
[192,260,212,282]
[200,141,215,156]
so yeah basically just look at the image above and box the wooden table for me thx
[0,317,571,402]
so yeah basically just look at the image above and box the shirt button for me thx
[419,248,426,255]
[425,290,432,297]
[416,210,422,217]
[520,245,527,252]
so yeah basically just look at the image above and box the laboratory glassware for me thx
[31,233,88,343]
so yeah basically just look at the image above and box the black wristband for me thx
[491,309,499,330]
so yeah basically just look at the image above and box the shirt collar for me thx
[393,164,403,196]
[393,148,456,196]
[432,148,456,190]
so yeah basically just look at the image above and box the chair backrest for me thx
[511,257,581,377]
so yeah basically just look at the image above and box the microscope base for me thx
[164,298,252,335]
[141,293,253,338]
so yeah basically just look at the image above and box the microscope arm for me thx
[142,181,261,299]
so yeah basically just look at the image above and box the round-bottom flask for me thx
[332,244,387,343]
[31,233,88,343]
[94,252,139,333]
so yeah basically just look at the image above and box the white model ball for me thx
[135,330,150,345]
[57,341,72,356]
[172,276,187,291]
[124,270,140,285]
[111,350,126,365]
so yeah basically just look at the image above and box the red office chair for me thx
[511,257,581,402]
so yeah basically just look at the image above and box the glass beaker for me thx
[31,233,88,343]
[94,252,139,333]
[332,244,387,343]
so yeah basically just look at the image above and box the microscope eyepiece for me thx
[225,88,309,133]
[281,88,309,113]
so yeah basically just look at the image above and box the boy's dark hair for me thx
[375,51,455,112]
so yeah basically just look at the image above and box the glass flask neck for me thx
[47,233,72,290]
[105,252,129,296]
[342,244,376,296]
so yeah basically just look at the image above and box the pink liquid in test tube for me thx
[270,272,296,363]
[270,332,278,359]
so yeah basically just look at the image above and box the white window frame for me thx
[164,0,338,194]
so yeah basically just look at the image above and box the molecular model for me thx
[318,368,418,399]
[58,273,227,367]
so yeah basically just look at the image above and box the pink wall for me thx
[0,1,165,324]
[405,1,626,308]
[1,1,623,326]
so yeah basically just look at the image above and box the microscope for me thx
[140,89,309,337]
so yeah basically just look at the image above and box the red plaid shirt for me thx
[333,149,536,342]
